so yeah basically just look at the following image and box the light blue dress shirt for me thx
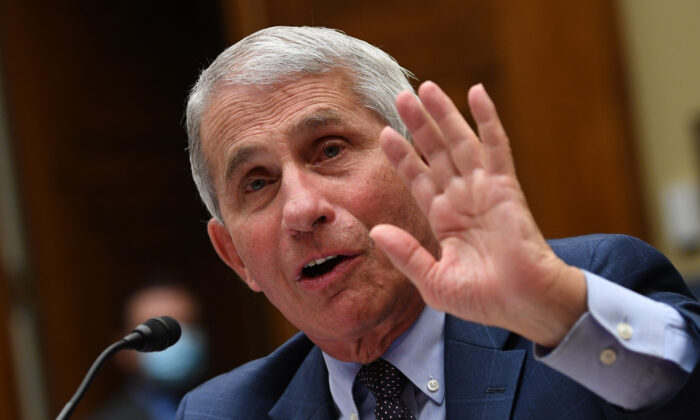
[323,306,445,420]
[323,270,700,419]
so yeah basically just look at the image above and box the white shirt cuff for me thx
[535,270,698,410]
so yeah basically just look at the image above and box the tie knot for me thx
[356,358,408,400]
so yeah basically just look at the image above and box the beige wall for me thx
[618,0,700,277]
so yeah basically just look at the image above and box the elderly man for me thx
[176,27,700,419]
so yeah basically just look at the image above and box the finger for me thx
[379,126,439,215]
[370,224,437,288]
[395,90,458,188]
[467,84,516,176]
[418,81,483,175]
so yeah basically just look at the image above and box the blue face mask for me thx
[138,324,208,388]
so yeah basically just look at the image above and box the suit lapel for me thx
[269,345,335,420]
[444,316,526,420]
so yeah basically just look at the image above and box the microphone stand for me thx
[56,339,129,420]
[56,316,180,419]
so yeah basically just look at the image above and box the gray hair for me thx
[186,26,415,221]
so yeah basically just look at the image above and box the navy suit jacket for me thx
[177,235,700,419]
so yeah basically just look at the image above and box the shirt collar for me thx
[322,306,445,418]
[384,306,445,404]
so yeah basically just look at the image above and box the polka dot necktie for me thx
[355,358,416,420]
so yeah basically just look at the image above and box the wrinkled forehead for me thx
[204,66,363,117]
[200,70,368,148]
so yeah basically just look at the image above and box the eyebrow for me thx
[284,109,345,136]
[223,109,347,182]
[224,145,261,182]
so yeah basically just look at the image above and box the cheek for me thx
[360,169,420,226]
[231,219,279,275]
[361,168,437,253]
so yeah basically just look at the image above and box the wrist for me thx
[516,264,588,348]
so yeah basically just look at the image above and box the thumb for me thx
[370,224,437,285]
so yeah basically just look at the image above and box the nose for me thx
[281,169,335,236]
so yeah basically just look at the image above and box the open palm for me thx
[370,82,585,347]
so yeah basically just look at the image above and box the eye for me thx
[244,177,271,193]
[314,139,345,164]
[323,144,341,158]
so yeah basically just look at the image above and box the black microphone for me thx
[123,315,182,352]
[56,316,181,420]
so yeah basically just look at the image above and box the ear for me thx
[207,218,262,292]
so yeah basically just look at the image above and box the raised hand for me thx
[370,82,586,347]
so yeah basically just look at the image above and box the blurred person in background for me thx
[88,283,208,420]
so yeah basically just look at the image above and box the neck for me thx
[312,296,424,364]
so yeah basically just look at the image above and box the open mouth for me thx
[301,255,347,279]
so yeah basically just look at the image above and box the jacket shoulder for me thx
[176,332,314,419]
[548,233,662,267]
[549,234,687,289]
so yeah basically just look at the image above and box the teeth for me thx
[304,255,338,268]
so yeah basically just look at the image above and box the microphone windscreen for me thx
[132,316,181,352]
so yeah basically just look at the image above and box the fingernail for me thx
[470,83,492,103]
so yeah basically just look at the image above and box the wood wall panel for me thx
[493,0,645,238]
[0,263,18,420]
[0,1,271,416]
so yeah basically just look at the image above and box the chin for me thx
[306,309,380,341]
